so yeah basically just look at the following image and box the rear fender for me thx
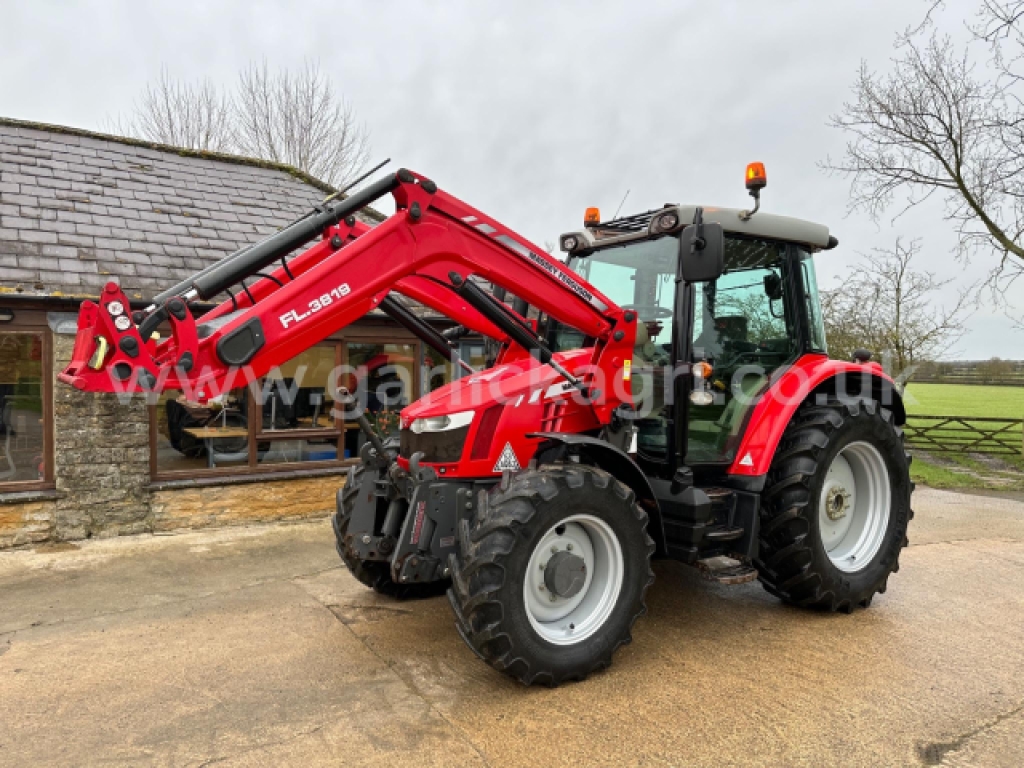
[729,355,905,477]
[529,432,665,554]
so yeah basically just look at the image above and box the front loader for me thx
[60,164,913,686]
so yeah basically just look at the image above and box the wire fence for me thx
[903,415,1023,456]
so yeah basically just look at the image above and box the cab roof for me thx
[560,204,834,254]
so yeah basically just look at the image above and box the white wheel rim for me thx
[523,514,624,646]
[818,441,891,573]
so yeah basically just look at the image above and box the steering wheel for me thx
[718,350,783,372]
[622,304,673,320]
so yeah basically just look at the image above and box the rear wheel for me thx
[332,465,446,600]
[448,465,655,686]
[756,398,913,612]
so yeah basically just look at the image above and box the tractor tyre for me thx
[332,465,446,600]
[448,465,655,686]
[755,398,914,612]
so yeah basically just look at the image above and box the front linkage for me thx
[332,390,479,596]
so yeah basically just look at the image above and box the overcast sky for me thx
[3,0,1021,359]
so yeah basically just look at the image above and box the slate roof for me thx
[0,117,383,303]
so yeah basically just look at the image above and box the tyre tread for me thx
[448,465,655,686]
[755,397,912,612]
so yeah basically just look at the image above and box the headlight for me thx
[409,410,474,434]
[654,212,680,232]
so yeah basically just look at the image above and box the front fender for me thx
[528,432,659,512]
[728,355,904,477]
[529,430,667,556]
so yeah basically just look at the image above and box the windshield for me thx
[552,236,679,352]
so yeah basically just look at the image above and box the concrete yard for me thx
[2,487,1023,767]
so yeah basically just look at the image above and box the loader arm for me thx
[59,169,636,420]
[196,217,509,344]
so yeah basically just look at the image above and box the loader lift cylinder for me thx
[379,295,473,374]
[448,271,584,392]
[151,240,258,308]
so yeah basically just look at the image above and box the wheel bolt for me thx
[540,562,546,570]
[539,584,546,591]
[551,546,558,554]
[549,594,557,602]
[566,544,573,552]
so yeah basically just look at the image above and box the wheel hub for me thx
[825,486,852,520]
[818,441,892,574]
[523,515,624,646]
[544,550,587,599]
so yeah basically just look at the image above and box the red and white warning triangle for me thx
[493,442,521,472]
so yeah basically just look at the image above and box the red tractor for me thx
[60,164,913,686]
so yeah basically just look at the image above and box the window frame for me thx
[0,318,54,493]
[149,332,422,482]
[793,246,828,354]
[252,340,347,466]
[680,238,805,468]
[343,336,422,453]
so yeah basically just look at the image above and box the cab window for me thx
[687,237,797,464]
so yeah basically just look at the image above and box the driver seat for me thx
[632,322,669,456]
[633,321,659,364]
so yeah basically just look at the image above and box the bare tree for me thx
[821,239,972,381]
[108,68,234,152]
[111,61,370,188]
[976,356,1016,378]
[976,1,1024,63]
[826,1,1024,297]
[234,61,369,188]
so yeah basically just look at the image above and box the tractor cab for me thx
[555,184,834,478]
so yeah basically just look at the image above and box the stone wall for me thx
[151,474,343,532]
[0,332,346,549]
[52,334,151,540]
[0,496,56,548]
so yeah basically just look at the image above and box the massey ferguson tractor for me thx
[59,163,913,686]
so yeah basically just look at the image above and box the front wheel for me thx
[756,398,913,612]
[448,465,655,686]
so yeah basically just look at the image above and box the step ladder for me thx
[696,555,758,585]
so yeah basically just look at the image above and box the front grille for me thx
[400,426,470,463]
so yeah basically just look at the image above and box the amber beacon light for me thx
[745,162,767,191]
[740,163,767,220]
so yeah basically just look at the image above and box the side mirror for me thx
[679,222,725,283]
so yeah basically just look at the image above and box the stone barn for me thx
[0,118,480,548]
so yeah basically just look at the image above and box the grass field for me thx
[899,382,1024,491]
[902,382,1024,418]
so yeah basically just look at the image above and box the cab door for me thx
[682,238,800,466]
